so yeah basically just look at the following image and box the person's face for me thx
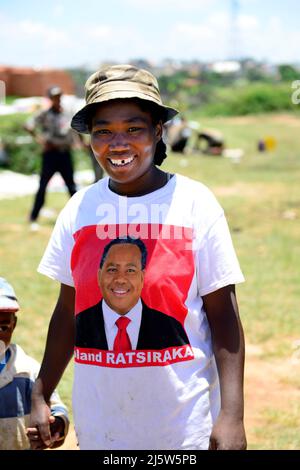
[0,311,17,350]
[51,94,61,110]
[98,244,145,315]
[90,100,162,186]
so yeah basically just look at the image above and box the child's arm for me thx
[203,284,247,450]
[29,283,75,449]
[47,389,70,448]
[27,360,70,450]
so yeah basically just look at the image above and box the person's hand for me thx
[208,412,247,450]
[27,397,52,450]
[27,378,55,450]
[27,416,65,450]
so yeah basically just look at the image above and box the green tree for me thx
[278,64,299,82]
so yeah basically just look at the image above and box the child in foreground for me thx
[0,277,69,450]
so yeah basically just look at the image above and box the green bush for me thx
[278,64,299,82]
[5,141,41,174]
[201,83,297,116]
[0,113,41,174]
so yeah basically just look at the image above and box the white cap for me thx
[0,277,20,312]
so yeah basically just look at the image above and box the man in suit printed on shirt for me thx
[75,236,190,351]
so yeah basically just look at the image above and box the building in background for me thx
[0,66,75,97]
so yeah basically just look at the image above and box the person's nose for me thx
[113,271,128,284]
[109,133,130,152]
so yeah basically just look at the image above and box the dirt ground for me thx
[57,343,300,450]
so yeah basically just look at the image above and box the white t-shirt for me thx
[38,174,244,450]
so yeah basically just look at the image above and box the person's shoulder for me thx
[35,108,50,120]
[175,173,218,200]
[10,344,40,376]
[174,173,224,226]
[142,302,178,323]
[77,299,102,317]
[62,178,107,212]
[52,178,108,236]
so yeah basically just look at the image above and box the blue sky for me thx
[1,0,300,68]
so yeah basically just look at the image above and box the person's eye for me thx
[107,267,117,273]
[127,268,137,273]
[128,127,142,133]
[93,129,111,136]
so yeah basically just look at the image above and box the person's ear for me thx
[155,121,163,142]
[97,269,101,287]
[13,315,17,331]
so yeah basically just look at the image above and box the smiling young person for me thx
[29,65,247,450]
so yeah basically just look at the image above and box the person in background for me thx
[24,86,77,231]
[86,144,104,182]
[196,128,224,156]
[166,117,224,156]
[0,277,69,450]
[165,115,192,153]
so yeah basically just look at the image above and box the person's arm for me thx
[23,113,47,147]
[202,284,247,450]
[29,283,75,448]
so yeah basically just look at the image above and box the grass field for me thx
[1,112,299,449]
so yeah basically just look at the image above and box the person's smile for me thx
[109,156,135,167]
[107,154,137,171]
[110,285,131,297]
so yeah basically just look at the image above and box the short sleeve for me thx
[196,213,245,296]
[25,110,44,131]
[38,205,75,286]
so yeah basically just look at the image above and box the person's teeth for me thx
[110,156,134,166]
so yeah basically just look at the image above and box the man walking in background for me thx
[25,86,77,230]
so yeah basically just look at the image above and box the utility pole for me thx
[228,0,241,60]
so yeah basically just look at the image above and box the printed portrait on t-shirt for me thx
[74,235,194,368]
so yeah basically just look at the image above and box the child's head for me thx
[0,278,19,352]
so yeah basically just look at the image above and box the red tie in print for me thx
[113,316,132,352]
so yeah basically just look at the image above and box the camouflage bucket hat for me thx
[71,64,178,134]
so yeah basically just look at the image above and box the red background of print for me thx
[71,224,194,324]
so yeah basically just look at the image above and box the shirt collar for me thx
[102,298,142,331]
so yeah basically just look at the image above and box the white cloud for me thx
[85,25,115,40]
[238,14,259,30]
[1,8,300,68]
[52,4,65,18]
[126,0,215,8]
[158,13,300,63]
[242,16,300,63]
[0,14,72,67]
[18,20,70,46]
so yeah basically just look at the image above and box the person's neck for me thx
[51,105,61,113]
[109,167,170,197]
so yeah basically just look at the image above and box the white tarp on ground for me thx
[0,95,85,116]
[0,169,94,200]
